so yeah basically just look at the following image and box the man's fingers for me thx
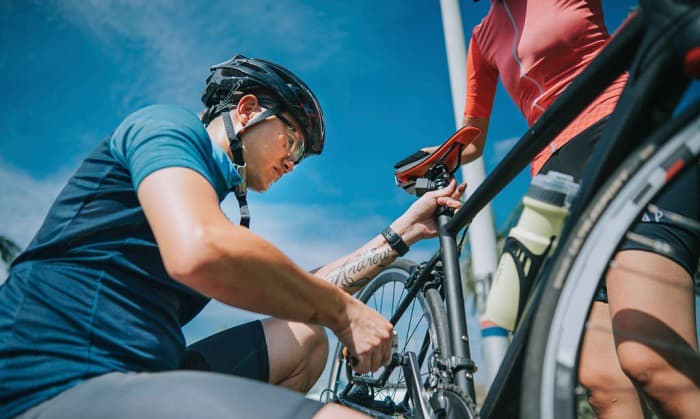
[452,183,467,199]
[363,352,374,374]
[428,178,457,198]
[372,348,384,372]
[350,349,371,374]
[443,178,458,194]
[383,338,393,366]
[438,197,463,209]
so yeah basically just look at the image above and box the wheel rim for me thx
[330,265,437,416]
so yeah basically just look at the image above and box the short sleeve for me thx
[109,105,227,194]
[464,36,498,119]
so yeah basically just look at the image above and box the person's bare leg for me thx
[261,318,329,393]
[579,301,644,418]
[608,250,700,418]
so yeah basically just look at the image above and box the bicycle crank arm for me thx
[402,351,435,419]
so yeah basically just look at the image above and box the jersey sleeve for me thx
[464,36,498,119]
[109,105,223,192]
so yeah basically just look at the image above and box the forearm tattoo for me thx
[326,247,394,291]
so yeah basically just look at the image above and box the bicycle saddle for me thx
[394,126,481,195]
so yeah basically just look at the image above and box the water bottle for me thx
[485,171,579,331]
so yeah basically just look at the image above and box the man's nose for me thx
[282,158,295,173]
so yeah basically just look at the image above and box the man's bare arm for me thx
[312,234,402,295]
[138,166,355,331]
[313,180,466,295]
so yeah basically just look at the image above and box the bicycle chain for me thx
[433,383,480,419]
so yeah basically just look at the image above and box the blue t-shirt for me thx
[0,105,242,417]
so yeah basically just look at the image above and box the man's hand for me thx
[332,297,394,374]
[392,179,466,244]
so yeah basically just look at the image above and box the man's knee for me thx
[307,324,329,356]
[304,324,329,379]
[289,323,328,392]
[263,319,330,391]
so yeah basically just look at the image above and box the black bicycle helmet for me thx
[201,54,325,156]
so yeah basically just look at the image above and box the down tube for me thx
[438,213,475,400]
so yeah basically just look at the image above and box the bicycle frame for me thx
[336,0,700,417]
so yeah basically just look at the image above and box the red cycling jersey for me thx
[465,0,628,174]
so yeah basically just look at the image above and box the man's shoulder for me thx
[110,104,212,165]
[125,104,203,129]
[113,104,209,145]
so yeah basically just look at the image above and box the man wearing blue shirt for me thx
[0,55,465,419]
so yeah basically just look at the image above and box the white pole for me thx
[438,0,509,390]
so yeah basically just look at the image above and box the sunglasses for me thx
[275,113,305,164]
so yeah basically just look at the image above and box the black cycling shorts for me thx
[182,320,270,382]
[540,120,700,300]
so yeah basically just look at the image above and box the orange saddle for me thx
[394,126,481,195]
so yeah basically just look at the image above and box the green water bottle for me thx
[485,171,579,331]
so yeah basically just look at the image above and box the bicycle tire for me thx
[422,287,480,419]
[327,258,452,417]
[423,287,451,360]
[521,104,700,419]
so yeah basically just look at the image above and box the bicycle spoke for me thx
[396,365,432,386]
[393,300,425,403]
[372,295,378,310]
[398,287,408,310]
[404,312,427,352]
[391,280,397,314]
[402,300,419,352]
[379,284,386,314]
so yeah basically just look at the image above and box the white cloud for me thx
[0,162,70,248]
[44,0,349,109]
[221,195,392,270]
[0,162,72,283]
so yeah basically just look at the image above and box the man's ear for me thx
[236,94,259,127]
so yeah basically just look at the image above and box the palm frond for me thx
[0,236,21,266]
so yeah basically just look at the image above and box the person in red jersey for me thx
[403,1,699,417]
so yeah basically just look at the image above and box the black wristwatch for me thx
[381,227,409,256]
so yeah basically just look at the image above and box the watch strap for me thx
[381,227,409,256]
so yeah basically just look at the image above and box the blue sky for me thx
[1,0,644,390]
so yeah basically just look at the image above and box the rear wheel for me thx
[326,259,454,417]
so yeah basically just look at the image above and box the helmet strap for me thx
[221,107,279,228]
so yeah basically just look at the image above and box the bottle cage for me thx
[394,126,481,195]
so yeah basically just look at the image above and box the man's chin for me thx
[247,184,266,193]
[246,179,272,193]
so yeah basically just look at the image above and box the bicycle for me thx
[324,0,700,417]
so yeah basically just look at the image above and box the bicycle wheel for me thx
[522,105,700,418]
[326,258,452,417]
